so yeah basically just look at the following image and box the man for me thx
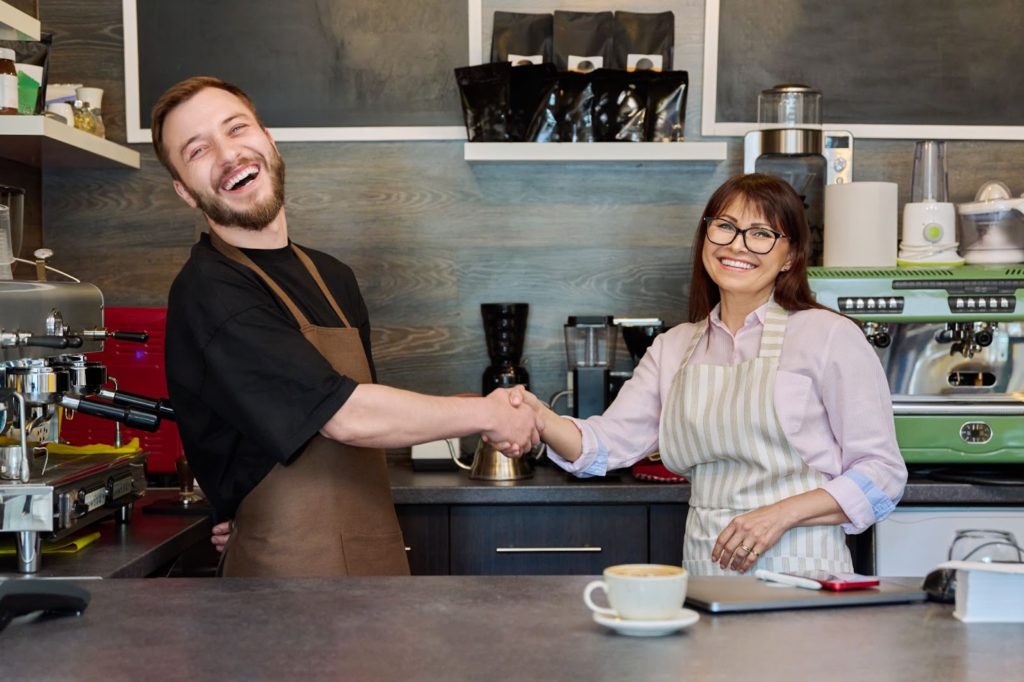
[153,76,541,577]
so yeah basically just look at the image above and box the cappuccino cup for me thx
[583,564,687,621]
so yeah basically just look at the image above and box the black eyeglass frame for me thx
[703,216,788,255]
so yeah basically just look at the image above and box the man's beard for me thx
[186,152,286,231]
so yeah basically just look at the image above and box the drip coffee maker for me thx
[898,141,963,266]
[481,303,530,395]
[564,316,616,419]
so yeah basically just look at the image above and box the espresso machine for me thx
[1,262,170,573]
[481,303,530,394]
[744,84,854,265]
[808,266,1024,465]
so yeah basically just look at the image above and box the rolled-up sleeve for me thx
[817,318,908,533]
[547,331,673,476]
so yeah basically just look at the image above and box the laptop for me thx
[685,576,927,613]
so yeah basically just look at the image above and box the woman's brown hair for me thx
[687,173,825,322]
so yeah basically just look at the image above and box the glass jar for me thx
[72,99,97,135]
[0,47,18,115]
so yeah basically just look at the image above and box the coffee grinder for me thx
[743,84,853,265]
[564,316,616,419]
[481,303,530,394]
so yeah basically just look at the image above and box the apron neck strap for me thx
[288,244,352,327]
[209,230,333,328]
[758,301,788,359]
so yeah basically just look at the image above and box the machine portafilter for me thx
[937,322,996,358]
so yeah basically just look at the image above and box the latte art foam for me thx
[607,564,683,578]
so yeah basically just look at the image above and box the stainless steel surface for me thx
[0,276,148,573]
[0,280,104,362]
[495,546,602,553]
[15,530,40,572]
[761,127,823,155]
[884,321,1024,395]
[452,439,541,481]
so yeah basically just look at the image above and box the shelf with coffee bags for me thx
[0,115,140,169]
[0,1,39,41]
[463,141,727,162]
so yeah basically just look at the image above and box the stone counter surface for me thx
[2,576,1021,681]
[389,460,1024,506]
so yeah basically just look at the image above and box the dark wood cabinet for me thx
[395,504,450,576]
[648,504,687,565]
[397,503,686,575]
[449,504,649,575]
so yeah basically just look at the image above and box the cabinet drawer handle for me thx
[495,546,602,554]
[404,546,412,552]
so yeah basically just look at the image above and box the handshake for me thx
[480,386,552,458]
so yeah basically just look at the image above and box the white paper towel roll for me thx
[824,182,899,267]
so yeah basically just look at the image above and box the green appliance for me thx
[808,265,1024,464]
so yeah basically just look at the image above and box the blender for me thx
[898,140,963,266]
[481,303,530,395]
[743,84,853,266]
[957,181,1024,264]
[564,316,616,419]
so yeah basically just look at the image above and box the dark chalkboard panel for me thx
[127,0,467,139]
[704,0,1024,139]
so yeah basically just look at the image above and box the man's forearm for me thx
[319,384,502,448]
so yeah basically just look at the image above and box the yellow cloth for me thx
[0,436,142,455]
[0,531,101,555]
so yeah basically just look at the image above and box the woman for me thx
[524,173,907,576]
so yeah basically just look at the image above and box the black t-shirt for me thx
[165,233,374,520]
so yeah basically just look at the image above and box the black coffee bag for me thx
[591,69,648,142]
[508,63,558,142]
[553,11,614,73]
[455,62,511,142]
[613,11,674,72]
[527,71,595,143]
[491,11,553,65]
[646,71,688,141]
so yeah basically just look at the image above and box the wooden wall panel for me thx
[29,0,1024,408]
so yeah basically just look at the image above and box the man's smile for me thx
[221,163,261,192]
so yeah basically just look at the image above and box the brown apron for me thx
[210,232,410,577]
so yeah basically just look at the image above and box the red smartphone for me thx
[783,570,880,591]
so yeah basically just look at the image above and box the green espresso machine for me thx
[808,266,1024,464]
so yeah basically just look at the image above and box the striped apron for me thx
[659,302,852,576]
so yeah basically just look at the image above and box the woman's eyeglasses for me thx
[704,217,787,255]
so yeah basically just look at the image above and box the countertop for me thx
[389,459,1024,506]
[2,576,1020,681]
[0,491,211,579]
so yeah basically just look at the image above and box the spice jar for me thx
[72,99,97,134]
[75,87,105,138]
[0,48,18,115]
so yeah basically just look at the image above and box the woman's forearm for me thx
[777,488,850,527]
[538,404,584,461]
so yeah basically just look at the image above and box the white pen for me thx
[754,569,822,590]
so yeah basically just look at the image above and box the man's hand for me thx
[479,387,543,457]
[211,520,232,553]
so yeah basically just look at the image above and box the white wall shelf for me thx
[0,1,40,40]
[464,141,729,163]
[0,116,141,169]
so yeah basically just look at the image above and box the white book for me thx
[938,560,1024,623]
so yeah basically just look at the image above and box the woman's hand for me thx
[711,489,849,572]
[712,503,792,573]
[485,387,547,457]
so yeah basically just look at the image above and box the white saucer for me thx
[592,608,700,637]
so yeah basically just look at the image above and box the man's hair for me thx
[150,76,262,179]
